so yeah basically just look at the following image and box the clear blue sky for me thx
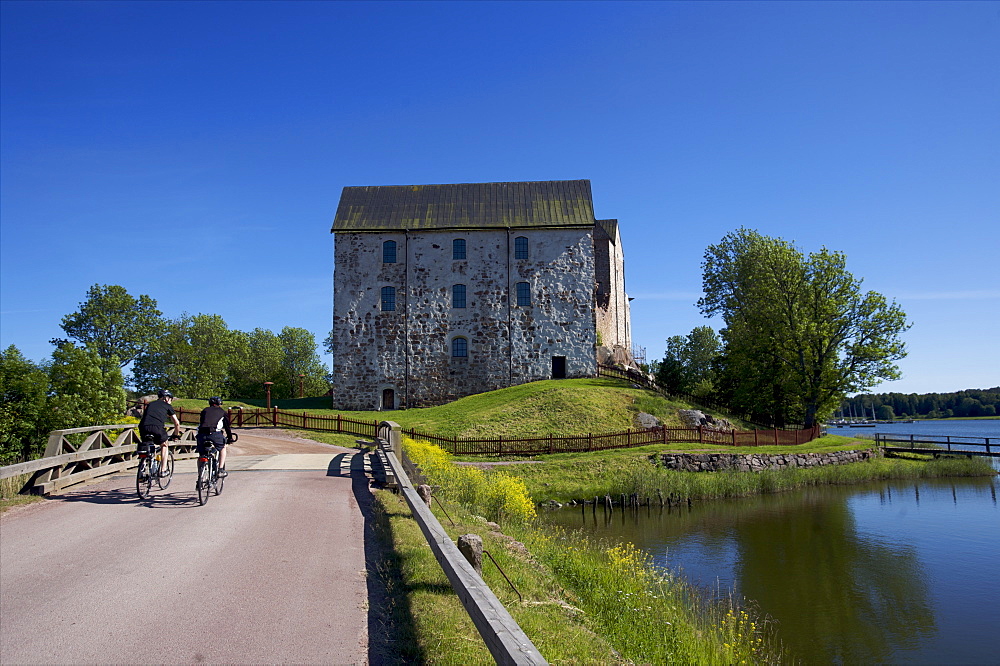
[2,1,997,395]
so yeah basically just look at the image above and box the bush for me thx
[403,437,536,524]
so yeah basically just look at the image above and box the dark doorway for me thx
[382,388,395,410]
[552,356,567,379]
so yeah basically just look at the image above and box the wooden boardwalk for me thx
[877,433,998,458]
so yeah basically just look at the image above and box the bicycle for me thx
[196,432,237,506]
[135,433,178,500]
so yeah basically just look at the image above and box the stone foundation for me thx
[654,449,877,472]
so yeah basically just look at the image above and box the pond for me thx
[542,472,999,663]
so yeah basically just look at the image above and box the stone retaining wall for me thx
[655,449,877,472]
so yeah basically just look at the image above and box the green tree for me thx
[227,328,284,399]
[54,284,163,371]
[876,404,896,420]
[654,327,721,396]
[278,327,329,398]
[0,346,53,463]
[47,343,126,430]
[699,229,910,427]
[132,314,235,397]
[654,335,687,393]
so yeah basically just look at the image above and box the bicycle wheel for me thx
[136,459,153,500]
[214,464,224,495]
[157,449,175,490]
[197,459,211,506]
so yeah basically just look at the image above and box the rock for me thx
[636,412,661,429]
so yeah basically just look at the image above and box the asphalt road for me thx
[0,430,376,665]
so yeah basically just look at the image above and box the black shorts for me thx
[196,431,226,453]
[139,425,169,445]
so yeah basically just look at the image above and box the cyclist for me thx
[197,396,234,478]
[138,389,182,475]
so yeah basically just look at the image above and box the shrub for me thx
[403,437,536,524]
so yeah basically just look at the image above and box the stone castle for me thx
[330,179,631,410]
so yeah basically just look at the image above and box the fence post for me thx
[732,429,736,446]
[774,428,778,446]
[588,432,593,452]
[698,425,703,445]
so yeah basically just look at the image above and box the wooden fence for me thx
[396,424,822,456]
[163,404,821,457]
[0,424,199,495]
[169,405,381,440]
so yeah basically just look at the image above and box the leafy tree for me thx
[133,314,236,397]
[227,328,284,399]
[654,326,721,396]
[278,327,330,398]
[654,336,686,394]
[0,346,53,463]
[47,342,126,430]
[54,284,163,371]
[700,229,910,427]
[876,404,895,420]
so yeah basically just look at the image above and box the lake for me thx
[542,420,1000,664]
[826,417,999,440]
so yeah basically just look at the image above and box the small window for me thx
[453,238,466,260]
[381,286,396,311]
[452,337,468,358]
[382,240,397,264]
[452,284,467,309]
[516,281,531,306]
[514,236,528,260]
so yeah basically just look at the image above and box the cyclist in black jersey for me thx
[138,389,181,473]
[197,396,234,477]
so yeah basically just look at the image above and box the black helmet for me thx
[158,389,173,399]
[209,396,222,406]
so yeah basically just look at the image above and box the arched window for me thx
[382,240,397,264]
[516,281,531,306]
[452,238,466,260]
[452,337,468,358]
[514,236,528,260]
[452,284,466,309]
[381,286,396,311]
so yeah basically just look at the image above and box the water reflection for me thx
[545,477,999,664]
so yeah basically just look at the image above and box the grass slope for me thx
[181,378,750,440]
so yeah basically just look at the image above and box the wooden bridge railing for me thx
[876,433,998,458]
[0,424,199,495]
[375,422,547,665]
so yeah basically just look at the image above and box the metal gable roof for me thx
[331,179,596,232]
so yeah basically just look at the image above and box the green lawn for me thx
[178,378,751,440]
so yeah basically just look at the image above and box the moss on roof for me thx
[331,179,596,232]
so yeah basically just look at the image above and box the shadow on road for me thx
[49,478,199,508]
[337,450,424,665]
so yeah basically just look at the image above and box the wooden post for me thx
[698,425,703,445]
[774,428,778,446]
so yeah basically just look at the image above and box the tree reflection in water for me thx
[544,481,983,663]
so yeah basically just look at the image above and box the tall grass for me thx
[403,437,536,524]
[507,451,996,504]
[399,436,783,663]
[514,526,786,664]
